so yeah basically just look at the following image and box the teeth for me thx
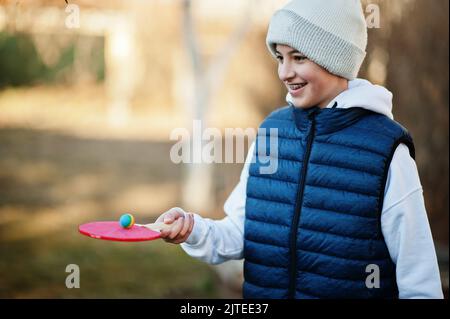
[290,83,306,90]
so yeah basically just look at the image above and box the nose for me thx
[278,61,295,82]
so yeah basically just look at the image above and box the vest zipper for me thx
[288,110,317,299]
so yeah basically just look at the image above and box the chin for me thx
[292,98,316,109]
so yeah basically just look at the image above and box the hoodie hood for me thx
[286,78,394,120]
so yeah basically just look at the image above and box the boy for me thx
[156,0,443,299]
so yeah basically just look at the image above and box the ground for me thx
[0,126,243,298]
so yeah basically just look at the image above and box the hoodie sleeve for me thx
[381,143,444,299]
[180,143,254,264]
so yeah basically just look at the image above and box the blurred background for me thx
[0,0,448,298]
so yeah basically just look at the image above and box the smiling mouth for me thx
[288,83,307,90]
[287,83,308,95]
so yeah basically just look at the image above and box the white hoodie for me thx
[181,78,444,299]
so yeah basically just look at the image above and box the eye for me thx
[294,55,307,62]
[275,55,283,63]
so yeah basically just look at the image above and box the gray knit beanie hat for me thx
[266,0,368,80]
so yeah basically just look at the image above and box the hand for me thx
[155,207,195,244]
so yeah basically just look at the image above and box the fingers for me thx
[179,213,192,238]
[155,207,185,224]
[155,207,195,244]
[160,212,195,244]
[162,207,186,224]
[187,214,194,235]
[171,213,195,244]
[157,207,185,238]
[168,217,184,240]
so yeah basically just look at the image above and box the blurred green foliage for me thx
[0,32,104,88]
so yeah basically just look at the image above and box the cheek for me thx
[304,72,329,95]
[303,69,322,87]
[301,64,322,83]
[307,81,324,96]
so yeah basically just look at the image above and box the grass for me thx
[0,126,243,298]
[0,229,223,298]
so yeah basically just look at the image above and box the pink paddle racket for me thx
[79,217,170,242]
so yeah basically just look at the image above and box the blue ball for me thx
[119,213,135,229]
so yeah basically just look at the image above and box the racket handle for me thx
[139,222,171,232]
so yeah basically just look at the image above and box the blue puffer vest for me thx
[243,105,415,299]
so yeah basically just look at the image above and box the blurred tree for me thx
[385,0,449,247]
[0,32,103,87]
[0,32,46,87]
[180,0,257,212]
[359,0,449,248]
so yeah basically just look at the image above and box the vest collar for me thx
[290,103,370,135]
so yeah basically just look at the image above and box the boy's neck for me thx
[318,79,349,109]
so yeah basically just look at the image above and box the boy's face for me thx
[275,44,347,109]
